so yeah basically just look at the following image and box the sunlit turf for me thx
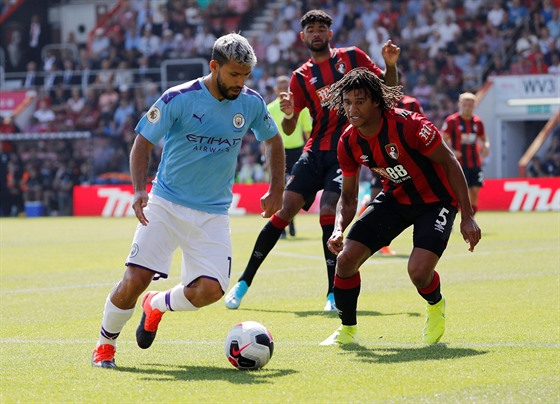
[1,212,558,402]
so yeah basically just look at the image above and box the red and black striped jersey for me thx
[338,108,458,206]
[441,112,486,169]
[290,47,383,152]
[397,95,425,116]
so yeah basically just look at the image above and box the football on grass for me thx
[225,321,274,370]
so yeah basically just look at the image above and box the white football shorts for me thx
[125,194,232,293]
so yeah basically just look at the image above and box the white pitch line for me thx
[272,245,558,262]
[1,247,557,295]
[0,339,558,349]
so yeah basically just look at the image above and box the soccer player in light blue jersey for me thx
[92,33,285,369]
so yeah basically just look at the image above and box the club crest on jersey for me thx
[385,143,399,159]
[146,106,161,124]
[129,243,139,258]
[233,113,245,129]
[335,61,346,74]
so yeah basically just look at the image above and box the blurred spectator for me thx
[90,28,111,62]
[113,92,136,132]
[361,2,379,30]
[400,17,419,43]
[4,154,26,216]
[547,52,560,74]
[32,99,56,131]
[459,18,479,51]
[265,37,282,65]
[75,100,100,131]
[184,0,203,28]
[3,0,558,205]
[97,83,119,122]
[411,75,433,110]
[113,61,134,90]
[486,1,506,28]
[438,15,461,50]
[23,61,40,88]
[377,0,399,34]
[94,59,114,89]
[276,20,297,59]
[508,0,529,27]
[486,55,509,78]
[158,28,178,59]
[426,30,447,58]
[526,155,548,177]
[66,87,86,121]
[461,53,483,92]
[27,14,44,65]
[546,9,560,38]
[175,27,196,57]
[5,26,24,72]
[43,64,60,93]
[193,25,215,59]
[142,82,160,111]
[537,26,555,55]
[50,84,68,115]
[540,0,555,24]
[137,25,161,63]
[528,47,549,74]
[545,152,560,176]
[433,0,456,25]
[483,26,505,55]
[52,159,75,215]
[366,21,390,69]
[61,58,80,89]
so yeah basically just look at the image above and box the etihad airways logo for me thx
[185,134,242,149]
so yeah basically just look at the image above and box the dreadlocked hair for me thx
[326,68,403,116]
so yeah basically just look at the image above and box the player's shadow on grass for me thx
[244,308,421,319]
[116,364,297,384]
[339,343,487,364]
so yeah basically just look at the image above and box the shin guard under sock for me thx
[239,214,289,286]
[417,271,442,305]
[321,215,336,295]
[333,272,361,326]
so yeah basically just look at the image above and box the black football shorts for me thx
[347,194,457,257]
[286,150,342,210]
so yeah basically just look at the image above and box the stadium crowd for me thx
[1,0,559,217]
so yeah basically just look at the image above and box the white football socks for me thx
[150,284,199,312]
[98,295,134,347]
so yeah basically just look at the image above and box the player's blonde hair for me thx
[326,67,403,114]
[212,33,257,67]
[459,92,476,101]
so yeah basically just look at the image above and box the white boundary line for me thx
[0,339,558,349]
[1,247,558,295]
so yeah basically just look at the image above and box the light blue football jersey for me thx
[135,78,278,214]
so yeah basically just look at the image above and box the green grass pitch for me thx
[1,211,559,402]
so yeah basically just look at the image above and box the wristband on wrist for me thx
[284,112,294,120]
